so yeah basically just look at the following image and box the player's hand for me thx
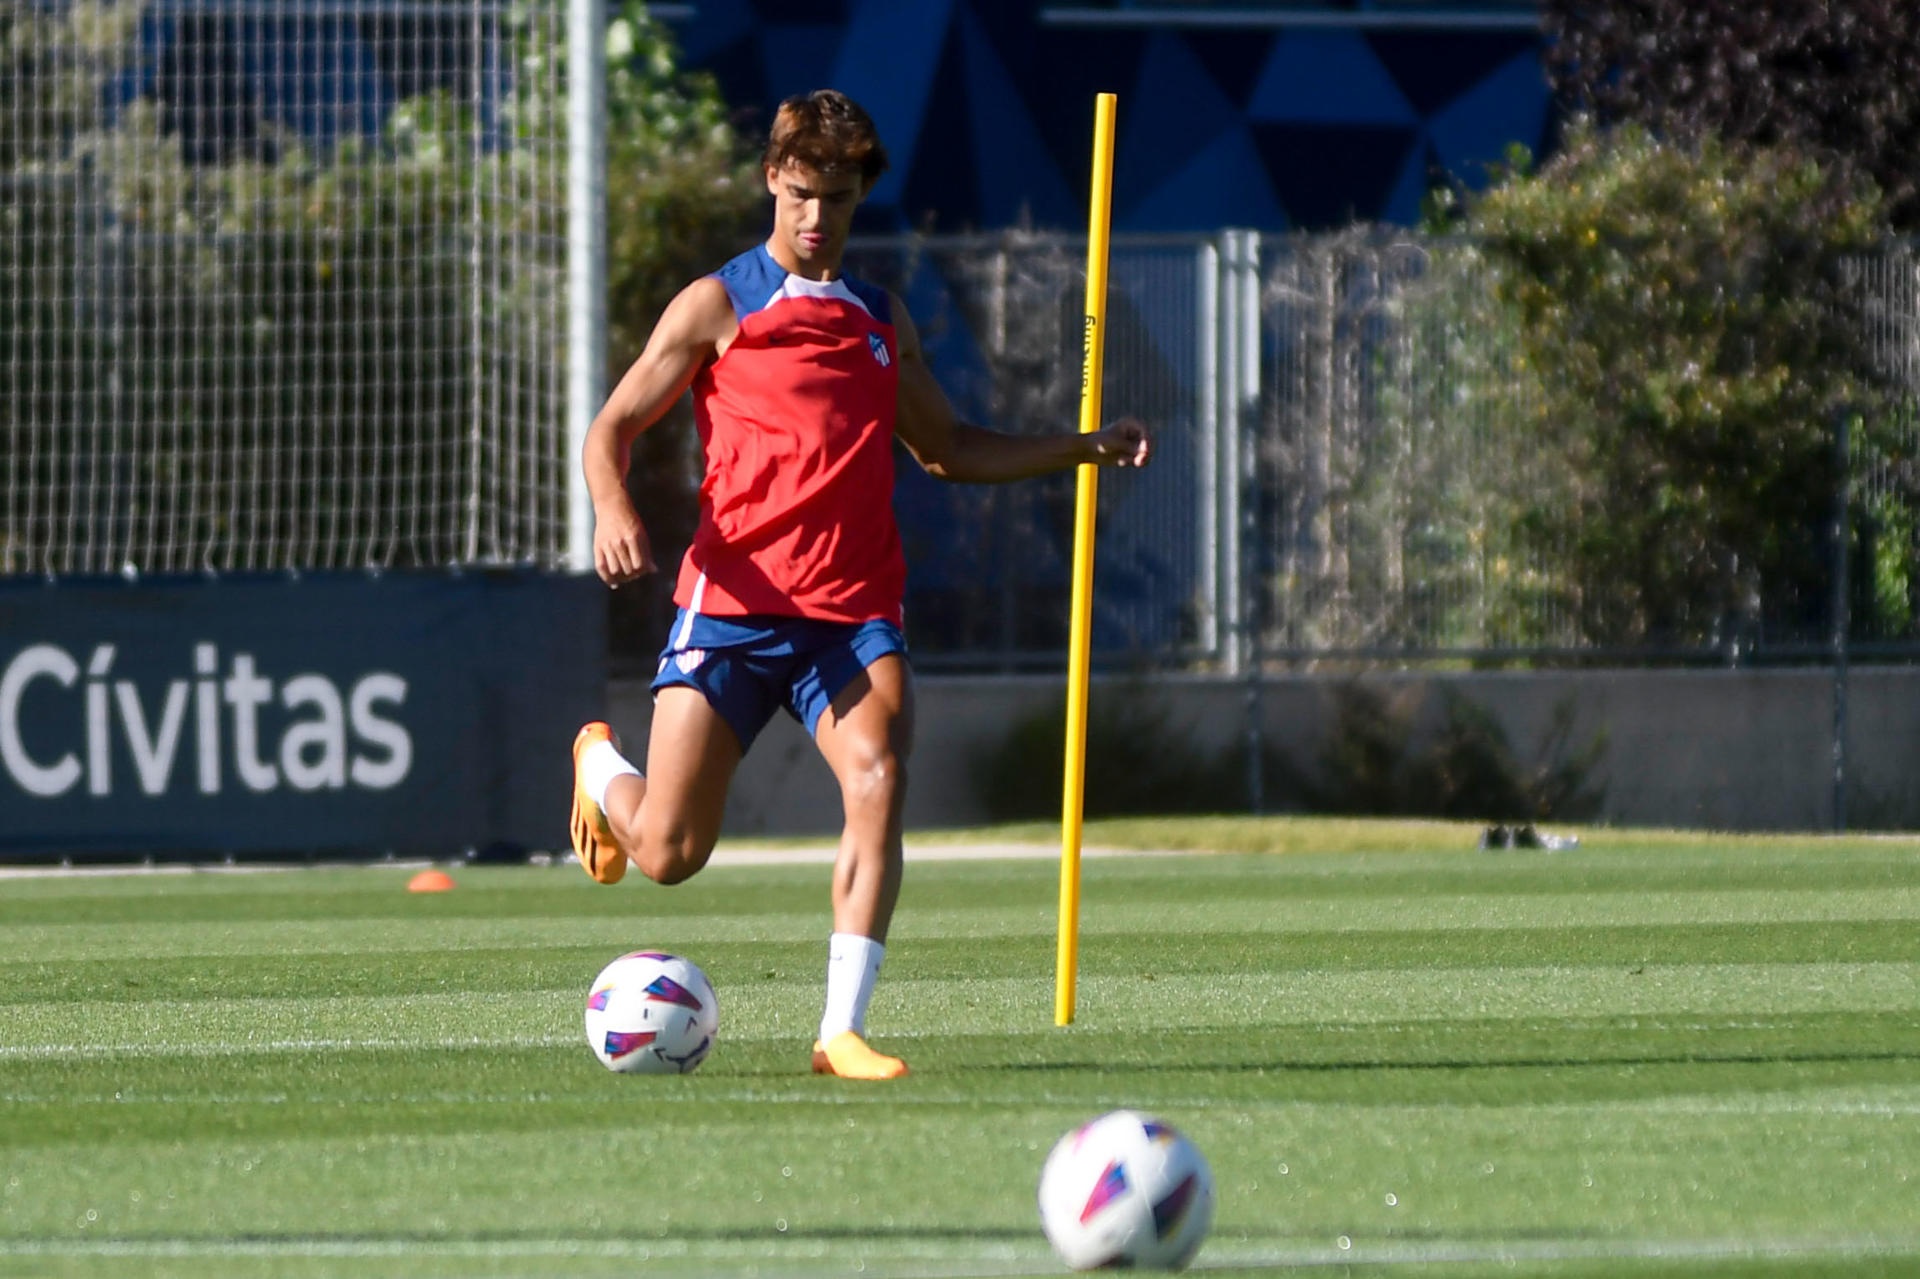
[1090,417,1152,468]
[592,498,657,587]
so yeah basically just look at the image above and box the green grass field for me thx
[5,820,1920,1278]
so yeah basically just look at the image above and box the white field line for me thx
[0,1033,578,1060]
[11,1085,1920,1119]
[2,1231,1918,1270]
[0,843,1151,879]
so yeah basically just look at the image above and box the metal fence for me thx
[845,233,1234,669]
[848,230,1920,671]
[1,0,576,578]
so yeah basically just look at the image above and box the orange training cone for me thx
[408,869,456,893]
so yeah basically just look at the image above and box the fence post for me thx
[1218,232,1246,677]
[1198,239,1222,663]
[1235,231,1265,814]
[565,0,609,574]
[1831,406,1852,833]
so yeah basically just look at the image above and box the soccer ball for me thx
[1037,1110,1215,1270]
[583,951,719,1074]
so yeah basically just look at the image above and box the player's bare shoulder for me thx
[663,275,739,361]
[598,276,738,431]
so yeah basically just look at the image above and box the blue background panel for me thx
[0,573,604,861]
[117,3,1555,232]
[672,3,1555,232]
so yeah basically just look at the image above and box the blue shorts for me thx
[651,610,910,751]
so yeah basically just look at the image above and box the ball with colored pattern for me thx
[583,951,719,1074]
[1037,1109,1215,1270]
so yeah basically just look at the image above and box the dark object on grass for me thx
[1479,823,1580,852]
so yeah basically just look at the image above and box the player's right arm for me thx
[584,277,736,586]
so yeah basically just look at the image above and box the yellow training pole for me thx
[1057,92,1117,1027]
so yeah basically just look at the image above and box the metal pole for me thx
[1218,232,1244,677]
[1197,240,1220,662]
[1831,407,1851,833]
[1238,231,1265,814]
[565,0,608,572]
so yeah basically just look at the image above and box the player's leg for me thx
[575,605,792,886]
[616,687,744,883]
[805,643,914,1079]
[571,691,742,884]
[815,651,913,938]
[571,721,638,884]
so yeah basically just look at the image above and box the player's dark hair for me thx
[763,90,890,186]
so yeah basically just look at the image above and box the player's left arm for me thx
[891,294,1151,482]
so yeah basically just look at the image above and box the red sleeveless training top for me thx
[675,244,905,625]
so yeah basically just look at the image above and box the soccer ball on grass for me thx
[1037,1109,1215,1270]
[583,951,718,1074]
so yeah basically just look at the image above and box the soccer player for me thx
[569,89,1150,1080]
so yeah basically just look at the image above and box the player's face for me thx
[766,161,867,278]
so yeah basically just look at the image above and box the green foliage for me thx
[1257,229,1589,653]
[1455,123,1914,648]
[974,679,1606,824]
[1546,0,1920,232]
[1861,487,1918,639]
[0,0,134,170]
[1,0,756,580]
[970,686,1247,822]
[1287,682,1607,823]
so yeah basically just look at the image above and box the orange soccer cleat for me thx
[810,1030,909,1080]
[569,722,628,885]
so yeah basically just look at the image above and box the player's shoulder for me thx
[658,274,735,343]
[839,273,893,327]
[709,245,785,320]
[678,274,732,307]
[706,243,895,327]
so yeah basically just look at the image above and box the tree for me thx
[0,0,758,600]
[1458,122,1911,649]
[1546,0,1920,230]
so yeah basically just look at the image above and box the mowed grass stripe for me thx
[15,883,1920,963]
[7,1233,1920,1269]
[16,1079,1920,1118]
[10,915,1920,1007]
[8,1009,1920,1121]
[6,1094,1920,1250]
[6,961,1920,1060]
[8,840,1920,926]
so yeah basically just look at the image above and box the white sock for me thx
[819,932,885,1042]
[580,738,642,809]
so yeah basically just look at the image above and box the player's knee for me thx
[840,748,906,810]
[632,820,714,885]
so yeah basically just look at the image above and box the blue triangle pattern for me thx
[829,0,954,204]
[960,8,1074,228]
[1121,124,1287,233]
[1429,50,1552,190]
[1247,31,1416,126]
[677,0,756,64]
[1118,32,1240,204]
[1382,134,1440,225]
[758,25,845,112]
